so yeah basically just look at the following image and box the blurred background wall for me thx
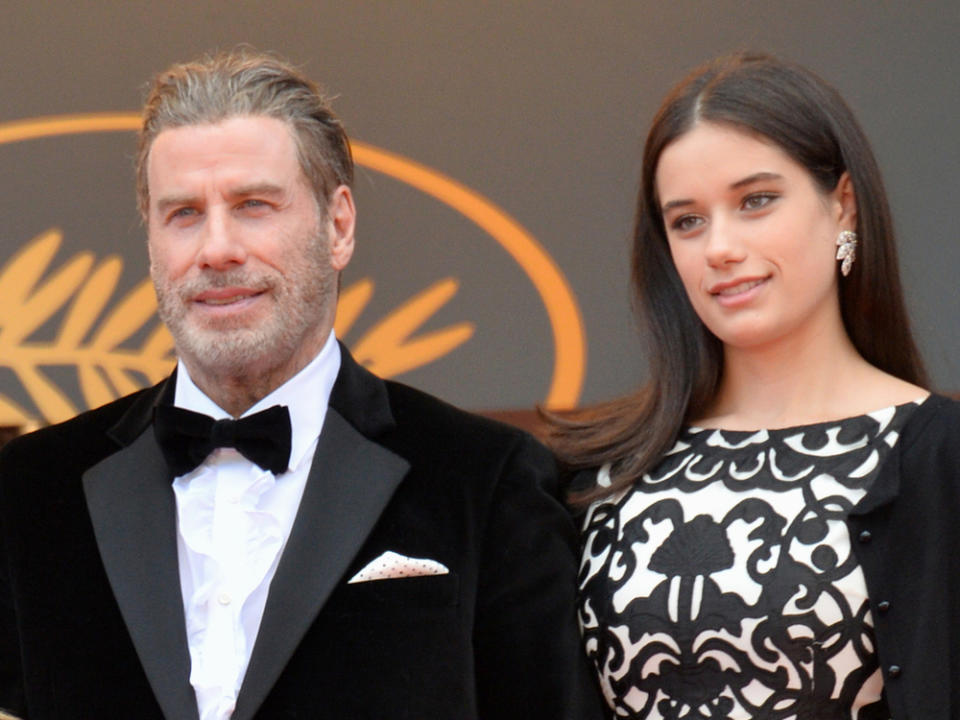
[0,1,957,430]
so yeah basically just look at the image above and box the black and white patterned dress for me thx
[578,401,923,720]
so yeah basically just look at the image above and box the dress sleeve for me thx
[472,434,607,720]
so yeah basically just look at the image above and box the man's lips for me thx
[192,287,266,306]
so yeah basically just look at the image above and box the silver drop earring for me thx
[836,230,857,276]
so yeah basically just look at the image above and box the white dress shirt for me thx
[171,332,340,720]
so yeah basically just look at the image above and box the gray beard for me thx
[152,238,335,384]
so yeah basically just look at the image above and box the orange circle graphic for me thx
[0,113,586,408]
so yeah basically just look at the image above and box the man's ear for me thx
[326,185,356,271]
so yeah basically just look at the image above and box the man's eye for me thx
[240,199,268,209]
[170,207,197,220]
[742,193,778,210]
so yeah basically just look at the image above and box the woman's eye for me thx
[671,214,703,232]
[742,193,777,210]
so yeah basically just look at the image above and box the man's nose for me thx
[196,210,247,270]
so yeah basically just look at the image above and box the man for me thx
[0,50,603,719]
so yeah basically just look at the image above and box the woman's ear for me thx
[834,171,858,232]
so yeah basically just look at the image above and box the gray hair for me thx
[136,47,353,217]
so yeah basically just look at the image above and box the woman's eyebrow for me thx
[730,171,783,189]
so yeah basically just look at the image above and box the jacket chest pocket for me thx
[326,572,460,613]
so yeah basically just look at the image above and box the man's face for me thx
[146,115,354,388]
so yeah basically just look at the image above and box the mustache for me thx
[174,269,277,298]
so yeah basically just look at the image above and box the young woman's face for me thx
[655,122,856,354]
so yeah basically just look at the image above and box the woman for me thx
[552,52,959,719]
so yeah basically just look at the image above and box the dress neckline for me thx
[685,395,929,435]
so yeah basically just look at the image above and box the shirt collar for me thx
[174,331,341,473]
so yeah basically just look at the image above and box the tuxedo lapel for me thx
[233,349,410,720]
[82,418,198,720]
[81,372,198,720]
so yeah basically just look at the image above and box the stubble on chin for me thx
[157,272,266,370]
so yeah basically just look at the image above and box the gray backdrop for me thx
[0,1,957,425]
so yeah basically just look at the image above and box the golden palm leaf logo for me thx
[0,228,171,426]
[0,230,474,427]
[336,277,473,378]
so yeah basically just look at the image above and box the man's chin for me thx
[174,327,280,374]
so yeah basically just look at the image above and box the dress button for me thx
[218,592,232,606]
[858,530,872,543]
[888,664,901,678]
[877,600,891,612]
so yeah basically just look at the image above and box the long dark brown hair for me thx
[550,51,928,504]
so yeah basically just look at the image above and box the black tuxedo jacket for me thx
[0,347,603,719]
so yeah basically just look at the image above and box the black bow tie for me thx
[153,404,292,477]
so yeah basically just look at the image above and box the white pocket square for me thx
[348,551,449,584]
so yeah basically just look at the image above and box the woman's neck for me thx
[696,327,926,430]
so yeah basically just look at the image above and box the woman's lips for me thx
[709,277,768,306]
[711,278,766,296]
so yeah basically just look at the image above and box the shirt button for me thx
[888,664,901,678]
[858,530,872,543]
[877,600,891,613]
[218,593,232,606]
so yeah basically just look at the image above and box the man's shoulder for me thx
[379,379,556,475]
[384,379,528,443]
[0,387,153,476]
[334,343,541,451]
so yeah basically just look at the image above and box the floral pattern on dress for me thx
[579,402,922,720]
